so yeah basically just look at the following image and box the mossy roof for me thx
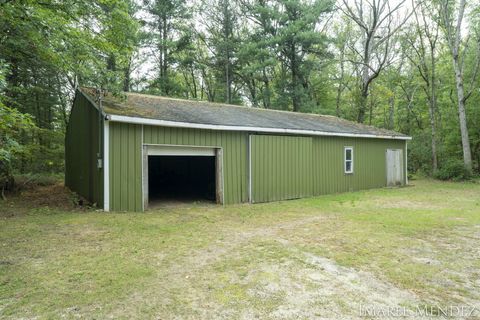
[80,88,409,139]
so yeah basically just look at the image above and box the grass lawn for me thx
[1,179,480,319]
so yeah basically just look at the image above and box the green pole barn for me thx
[65,88,411,212]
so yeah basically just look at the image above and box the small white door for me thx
[386,149,404,187]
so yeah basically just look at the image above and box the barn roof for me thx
[80,88,410,140]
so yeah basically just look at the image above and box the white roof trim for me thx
[106,114,412,140]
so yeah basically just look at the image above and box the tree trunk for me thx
[428,57,438,173]
[262,67,271,108]
[368,98,373,125]
[222,0,232,104]
[358,88,368,123]
[163,17,168,95]
[247,78,258,108]
[5,58,19,107]
[335,82,343,117]
[446,0,472,171]
[225,56,231,103]
[158,15,169,95]
[123,58,131,92]
[357,39,371,123]
[107,54,116,71]
[291,44,299,112]
[336,46,346,117]
[191,69,197,99]
[452,56,473,171]
[388,96,394,129]
[428,97,438,173]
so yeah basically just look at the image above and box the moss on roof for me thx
[80,87,409,138]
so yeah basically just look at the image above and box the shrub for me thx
[434,159,472,181]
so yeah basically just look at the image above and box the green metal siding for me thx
[106,121,406,211]
[143,125,248,204]
[109,122,143,212]
[312,137,406,195]
[251,135,313,203]
[65,92,103,206]
[250,135,406,202]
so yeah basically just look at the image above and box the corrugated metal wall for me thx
[109,122,143,212]
[312,136,406,195]
[250,135,313,203]
[106,122,406,211]
[249,135,406,202]
[143,125,248,205]
[65,92,103,206]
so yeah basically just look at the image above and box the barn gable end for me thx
[65,92,104,207]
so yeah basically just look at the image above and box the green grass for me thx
[1,179,480,319]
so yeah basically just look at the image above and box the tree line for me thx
[1,0,479,194]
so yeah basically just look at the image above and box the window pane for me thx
[346,161,352,172]
[345,148,352,160]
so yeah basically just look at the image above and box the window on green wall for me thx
[344,146,353,174]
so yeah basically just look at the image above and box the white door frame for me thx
[142,144,224,210]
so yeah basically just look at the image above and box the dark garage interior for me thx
[148,155,216,204]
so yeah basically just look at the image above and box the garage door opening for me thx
[143,145,223,209]
[148,155,216,205]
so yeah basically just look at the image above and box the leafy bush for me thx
[434,159,472,181]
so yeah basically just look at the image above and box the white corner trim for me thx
[248,135,252,203]
[106,114,412,141]
[141,124,144,212]
[103,120,110,212]
[222,148,225,205]
[405,141,408,185]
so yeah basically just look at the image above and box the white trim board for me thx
[103,121,110,212]
[405,141,409,185]
[106,114,412,141]
[248,134,252,203]
[141,125,144,212]
[146,145,215,156]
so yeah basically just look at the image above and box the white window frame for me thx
[344,146,354,174]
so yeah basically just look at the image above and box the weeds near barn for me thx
[1,179,480,318]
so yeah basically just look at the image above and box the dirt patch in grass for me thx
[1,183,90,218]
[20,183,78,209]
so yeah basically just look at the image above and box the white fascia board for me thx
[106,114,412,141]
